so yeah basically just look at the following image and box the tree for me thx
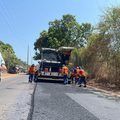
[34,30,49,51]
[76,6,120,88]
[34,14,93,59]
[98,7,120,85]
[98,7,120,52]
[0,41,27,70]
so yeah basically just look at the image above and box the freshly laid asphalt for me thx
[31,80,120,120]
[31,80,98,120]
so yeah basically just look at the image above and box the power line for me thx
[0,0,16,38]
[1,0,17,32]
[0,9,13,35]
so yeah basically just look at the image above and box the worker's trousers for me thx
[63,75,68,84]
[79,76,86,85]
[29,74,34,82]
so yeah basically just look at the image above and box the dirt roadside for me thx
[87,80,120,98]
[1,73,18,79]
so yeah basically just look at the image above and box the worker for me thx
[62,65,69,85]
[28,64,36,83]
[79,67,87,87]
[75,66,80,85]
[34,69,38,82]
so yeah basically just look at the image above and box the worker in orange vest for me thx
[28,64,36,83]
[62,65,69,84]
[79,67,87,87]
[75,66,80,84]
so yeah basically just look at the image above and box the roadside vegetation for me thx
[0,41,28,72]
[34,6,120,90]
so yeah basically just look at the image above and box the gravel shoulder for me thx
[1,73,18,79]
[0,75,35,120]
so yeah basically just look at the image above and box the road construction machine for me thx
[36,47,74,81]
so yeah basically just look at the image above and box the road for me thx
[31,81,120,120]
[0,76,120,120]
[0,75,35,120]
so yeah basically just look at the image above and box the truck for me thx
[36,47,74,82]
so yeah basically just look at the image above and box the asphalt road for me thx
[0,75,35,120]
[32,80,120,120]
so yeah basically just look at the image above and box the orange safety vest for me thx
[79,69,86,77]
[76,68,80,75]
[75,68,80,78]
[29,66,36,74]
[62,66,68,75]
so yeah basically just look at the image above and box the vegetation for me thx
[0,41,27,70]
[70,7,120,89]
[34,7,120,89]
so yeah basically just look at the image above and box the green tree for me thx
[34,14,92,59]
[98,7,120,86]
[34,30,49,51]
[0,41,27,70]
[77,6,120,88]
[98,7,120,52]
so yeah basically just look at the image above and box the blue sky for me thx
[0,0,120,64]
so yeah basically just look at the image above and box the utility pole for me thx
[31,57,33,65]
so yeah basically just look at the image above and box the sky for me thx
[0,0,120,65]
